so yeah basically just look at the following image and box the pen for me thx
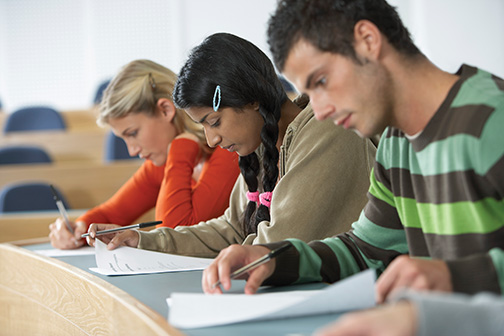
[50,184,73,234]
[81,220,162,238]
[212,241,293,289]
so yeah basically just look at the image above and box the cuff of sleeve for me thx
[259,241,300,286]
[137,229,169,252]
[393,291,503,336]
[446,254,501,294]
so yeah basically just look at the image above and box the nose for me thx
[124,139,141,157]
[204,127,221,148]
[311,98,335,121]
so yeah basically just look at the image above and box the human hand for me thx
[202,244,274,295]
[313,301,417,336]
[375,255,452,304]
[49,218,87,249]
[86,223,139,249]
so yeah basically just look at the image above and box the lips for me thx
[221,144,235,152]
[335,114,352,129]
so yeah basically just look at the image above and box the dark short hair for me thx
[267,0,421,71]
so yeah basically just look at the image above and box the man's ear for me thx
[353,19,383,61]
[157,98,177,122]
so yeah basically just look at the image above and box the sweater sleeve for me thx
[155,138,239,228]
[263,165,409,286]
[76,160,163,228]
[393,291,504,336]
[137,174,249,258]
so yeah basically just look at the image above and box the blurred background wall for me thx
[0,0,502,112]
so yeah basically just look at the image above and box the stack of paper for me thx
[168,269,376,329]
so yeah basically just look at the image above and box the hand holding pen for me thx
[85,221,162,250]
[202,242,292,295]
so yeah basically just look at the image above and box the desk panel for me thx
[0,129,107,163]
[0,160,142,209]
[0,209,155,243]
[0,241,183,336]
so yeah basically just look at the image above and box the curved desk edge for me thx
[0,241,184,336]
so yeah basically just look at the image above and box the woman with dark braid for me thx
[86,33,377,258]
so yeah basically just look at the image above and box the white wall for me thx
[0,0,503,112]
[390,0,504,76]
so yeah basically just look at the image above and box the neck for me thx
[277,99,302,149]
[387,56,460,136]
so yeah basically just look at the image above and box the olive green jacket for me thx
[137,98,376,257]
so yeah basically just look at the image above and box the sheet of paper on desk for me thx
[168,268,376,329]
[89,239,213,276]
[34,246,95,257]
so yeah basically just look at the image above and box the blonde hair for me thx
[98,59,208,150]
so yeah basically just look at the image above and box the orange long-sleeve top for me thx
[77,138,240,229]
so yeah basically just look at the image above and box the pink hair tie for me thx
[259,192,273,208]
[246,191,259,203]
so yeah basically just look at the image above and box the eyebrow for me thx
[304,72,315,91]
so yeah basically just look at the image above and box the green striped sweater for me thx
[264,64,504,294]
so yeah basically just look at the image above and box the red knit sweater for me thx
[77,138,239,229]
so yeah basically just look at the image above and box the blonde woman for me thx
[49,59,240,249]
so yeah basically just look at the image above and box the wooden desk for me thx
[0,240,342,336]
[62,109,101,132]
[0,129,108,163]
[0,160,142,209]
[0,209,155,243]
[0,240,183,335]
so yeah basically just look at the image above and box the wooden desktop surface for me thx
[0,239,342,336]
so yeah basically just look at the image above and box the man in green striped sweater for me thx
[202,0,504,307]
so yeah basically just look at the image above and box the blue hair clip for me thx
[213,85,221,111]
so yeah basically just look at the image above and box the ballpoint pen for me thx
[212,241,293,289]
[81,220,162,238]
[50,184,73,234]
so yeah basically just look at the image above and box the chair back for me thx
[0,145,52,165]
[0,182,70,213]
[104,131,139,162]
[3,106,66,133]
[93,79,111,105]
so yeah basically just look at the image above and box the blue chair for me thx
[93,79,111,105]
[104,131,139,162]
[0,145,52,165]
[3,106,66,133]
[278,75,296,93]
[0,182,70,213]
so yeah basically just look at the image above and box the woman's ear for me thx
[251,102,260,111]
[157,98,177,122]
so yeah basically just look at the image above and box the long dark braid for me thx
[173,33,288,236]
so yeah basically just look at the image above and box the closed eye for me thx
[209,119,220,128]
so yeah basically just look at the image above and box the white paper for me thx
[34,246,95,257]
[89,239,213,276]
[168,269,376,329]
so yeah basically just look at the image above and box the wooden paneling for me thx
[0,161,142,209]
[0,209,155,243]
[0,242,183,335]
